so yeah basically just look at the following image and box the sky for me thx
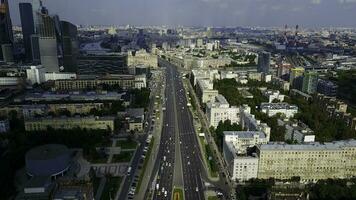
[8,0,356,27]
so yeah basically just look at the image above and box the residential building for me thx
[257,140,356,182]
[195,79,219,103]
[302,71,318,94]
[317,79,338,97]
[240,105,271,141]
[257,51,270,73]
[290,67,305,88]
[278,119,315,143]
[206,95,239,128]
[126,108,145,132]
[263,90,285,103]
[223,141,259,182]
[260,103,298,118]
[26,65,46,85]
[24,116,115,131]
[224,131,268,154]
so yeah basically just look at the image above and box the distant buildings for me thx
[289,67,305,88]
[260,103,298,118]
[317,79,338,97]
[127,49,158,68]
[257,51,270,74]
[206,95,239,128]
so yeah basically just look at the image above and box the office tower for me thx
[258,51,271,74]
[36,4,64,73]
[302,71,318,94]
[61,21,78,73]
[0,0,13,60]
[1,44,13,62]
[19,3,35,62]
[30,35,41,63]
[290,67,305,88]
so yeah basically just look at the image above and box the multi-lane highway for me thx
[150,59,205,200]
[151,63,177,199]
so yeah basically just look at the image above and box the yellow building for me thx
[25,116,115,132]
[257,140,356,182]
[127,49,158,68]
[289,67,305,87]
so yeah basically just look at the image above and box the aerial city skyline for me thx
[0,0,356,200]
[8,0,356,27]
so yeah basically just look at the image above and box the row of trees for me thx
[285,95,356,142]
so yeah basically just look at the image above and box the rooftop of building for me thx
[224,131,266,139]
[260,102,298,110]
[259,139,356,151]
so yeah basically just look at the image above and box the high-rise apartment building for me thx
[257,51,271,74]
[290,67,305,88]
[302,71,318,94]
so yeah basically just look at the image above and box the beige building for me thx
[54,74,144,91]
[25,116,115,132]
[195,79,219,104]
[127,49,158,68]
[257,140,356,182]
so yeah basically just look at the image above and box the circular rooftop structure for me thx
[25,144,71,177]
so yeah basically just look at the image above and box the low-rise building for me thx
[54,74,144,91]
[223,141,259,182]
[240,105,271,141]
[206,95,239,128]
[263,90,285,103]
[260,103,298,118]
[278,119,315,143]
[26,66,46,85]
[24,116,115,131]
[126,108,145,132]
[224,131,268,154]
[0,76,21,86]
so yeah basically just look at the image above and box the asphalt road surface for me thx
[151,60,205,200]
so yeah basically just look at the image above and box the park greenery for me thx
[285,95,356,141]
[330,70,356,106]
[130,88,151,110]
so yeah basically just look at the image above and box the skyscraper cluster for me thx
[0,0,78,73]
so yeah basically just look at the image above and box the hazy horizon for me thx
[8,0,356,28]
